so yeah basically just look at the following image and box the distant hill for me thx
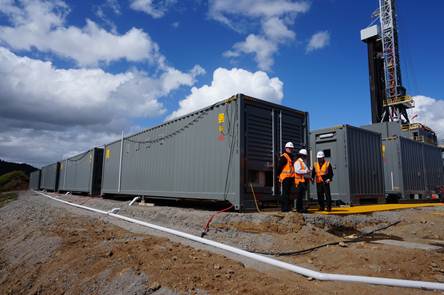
[0,170,29,192]
[0,159,38,177]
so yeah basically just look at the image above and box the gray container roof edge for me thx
[382,134,425,144]
[104,94,308,146]
[310,124,382,137]
[41,162,59,169]
[61,147,103,162]
[41,147,103,168]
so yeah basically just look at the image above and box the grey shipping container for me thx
[29,170,41,190]
[362,122,437,145]
[383,136,444,198]
[58,148,104,195]
[361,122,404,138]
[101,94,309,211]
[310,125,385,204]
[423,143,444,193]
[41,163,60,191]
[383,136,425,198]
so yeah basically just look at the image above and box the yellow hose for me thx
[249,183,261,213]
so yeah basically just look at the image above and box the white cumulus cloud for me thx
[0,0,162,66]
[129,0,176,18]
[306,31,330,53]
[168,67,283,119]
[209,0,309,27]
[0,47,204,166]
[409,95,444,140]
[224,34,278,71]
[210,0,310,70]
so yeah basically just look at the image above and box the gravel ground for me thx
[0,191,443,294]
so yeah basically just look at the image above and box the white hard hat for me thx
[285,142,294,149]
[298,149,308,156]
[317,151,325,158]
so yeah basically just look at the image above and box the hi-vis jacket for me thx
[294,158,309,186]
[278,153,295,182]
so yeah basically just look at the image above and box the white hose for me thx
[33,190,444,291]
[129,196,141,206]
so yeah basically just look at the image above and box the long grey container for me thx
[58,148,104,195]
[309,125,385,204]
[40,163,60,191]
[29,170,41,190]
[101,94,309,211]
[422,143,444,194]
[383,137,425,197]
[383,136,443,198]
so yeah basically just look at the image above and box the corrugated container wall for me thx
[310,125,385,204]
[382,136,444,198]
[423,143,444,193]
[29,170,41,190]
[101,94,308,211]
[58,148,104,195]
[40,163,60,191]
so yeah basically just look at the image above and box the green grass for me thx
[0,192,17,208]
[0,170,29,192]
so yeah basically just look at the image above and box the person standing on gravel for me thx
[312,151,334,211]
[294,149,311,213]
[277,142,295,212]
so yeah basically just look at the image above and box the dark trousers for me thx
[295,182,307,212]
[316,182,332,210]
[280,178,294,212]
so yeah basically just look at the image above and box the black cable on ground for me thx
[250,220,401,256]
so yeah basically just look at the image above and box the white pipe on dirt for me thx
[129,196,141,206]
[33,190,444,291]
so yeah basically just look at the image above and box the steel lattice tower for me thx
[378,0,412,123]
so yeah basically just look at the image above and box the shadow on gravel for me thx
[326,225,404,242]
[103,194,235,212]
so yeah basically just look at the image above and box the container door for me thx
[312,141,339,200]
[400,138,426,196]
[243,99,308,208]
[244,103,274,197]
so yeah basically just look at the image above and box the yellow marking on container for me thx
[218,113,225,123]
[218,125,224,132]
[309,203,444,215]
[105,148,111,159]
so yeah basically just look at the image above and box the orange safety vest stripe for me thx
[279,153,295,182]
[294,158,306,186]
[314,161,330,183]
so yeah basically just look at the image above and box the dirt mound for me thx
[213,212,305,234]
[0,197,317,295]
[6,192,442,294]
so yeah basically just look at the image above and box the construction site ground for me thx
[1,191,444,294]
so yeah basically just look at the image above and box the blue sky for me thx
[0,0,443,166]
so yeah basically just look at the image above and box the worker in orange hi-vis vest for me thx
[312,151,334,211]
[293,149,311,213]
[277,142,295,212]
